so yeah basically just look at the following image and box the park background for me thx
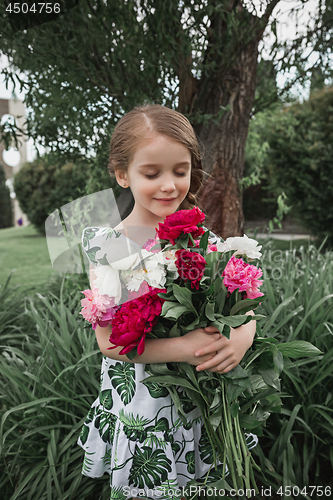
[0,0,333,499]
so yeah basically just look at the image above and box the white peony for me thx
[160,248,179,275]
[127,251,167,291]
[93,265,123,304]
[93,249,147,303]
[216,234,262,259]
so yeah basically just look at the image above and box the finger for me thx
[197,351,235,372]
[209,358,236,374]
[196,352,230,372]
[195,337,226,357]
[204,326,220,332]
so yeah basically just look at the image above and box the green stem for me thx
[221,380,239,490]
[189,233,196,246]
[234,415,251,491]
[222,382,243,477]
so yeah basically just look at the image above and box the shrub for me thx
[0,163,13,228]
[265,87,333,246]
[13,155,89,235]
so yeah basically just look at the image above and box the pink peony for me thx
[207,244,217,253]
[222,255,264,299]
[156,207,205,245]
[80,286,119,330]
[175,249,206,290]
[109,287,166,355]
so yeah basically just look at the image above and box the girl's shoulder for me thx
[81,226,140,267]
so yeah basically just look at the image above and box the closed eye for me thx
[145,173,187,180]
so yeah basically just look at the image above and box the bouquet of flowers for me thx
[80,207,321,494]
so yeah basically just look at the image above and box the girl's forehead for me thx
[133,134,191,158]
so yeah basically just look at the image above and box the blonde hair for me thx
[107,104,203,209]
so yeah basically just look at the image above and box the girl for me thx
[78,104,258,500]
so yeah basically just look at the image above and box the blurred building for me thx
[0,97,29,227]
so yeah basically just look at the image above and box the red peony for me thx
[108,286,166,355]
[156,207,205,245]
[222,255,264,299]
[175,249,206,290]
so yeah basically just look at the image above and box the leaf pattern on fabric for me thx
[110,485,128,500]
[108,362,136,405]
[100,389,113,410]
[102,448,111,469]
[155,479,183,500]
[82,451,95,475]
[145,381,170,399]
[185,450,196,474]
[129,445,172,488]
[82,227,102,265]
[119,410,151,443]
[94,408,117,443]
[79,424,90,446]
[199,424,214,464]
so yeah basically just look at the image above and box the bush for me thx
[0,163,13,228]
[265,87,333,246]
[13,154,89,235]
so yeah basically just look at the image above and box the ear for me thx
[115,169,128,188]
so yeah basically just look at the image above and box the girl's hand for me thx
[181,328,222,366]
[195,318,256,374]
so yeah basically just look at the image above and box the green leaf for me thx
[205,301,216,321]
[126,346,138,361]
[169,323,180,337]
[230,298,260,316]
[215,314,249,328]
[199,230,210,252]
[164,303,189,319]
[239,414,261,430]
[172,284,197,315]
[277,341,322,358]
[230,403,239,418]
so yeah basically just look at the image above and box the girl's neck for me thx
[121,206,168,230]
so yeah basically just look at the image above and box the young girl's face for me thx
[120,134,192,223]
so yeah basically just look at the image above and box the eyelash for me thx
[145,173,187,180]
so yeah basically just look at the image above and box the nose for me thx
[160,173,176,193]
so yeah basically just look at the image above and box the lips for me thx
[154,198,177,201]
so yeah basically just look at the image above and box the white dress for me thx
[77,226,258,500]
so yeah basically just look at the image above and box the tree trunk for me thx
[193,37,259,239]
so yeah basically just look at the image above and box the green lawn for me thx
[0,224,61,290]
[0,224,317,292]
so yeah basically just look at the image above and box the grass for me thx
[1,224,332,499]
[0,225,60,290]
[0,273,109,500]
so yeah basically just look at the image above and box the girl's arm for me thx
[94,323,223,366]
[89,263,221,366]
[195,311,256,374]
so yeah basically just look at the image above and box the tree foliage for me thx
[1,0,332,236]
[264,87,333,246]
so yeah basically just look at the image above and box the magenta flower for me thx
[109,287,166,355]
[175,249,206,290]
[222,255,264,299]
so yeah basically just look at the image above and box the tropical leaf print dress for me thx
[78,226,258,500]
